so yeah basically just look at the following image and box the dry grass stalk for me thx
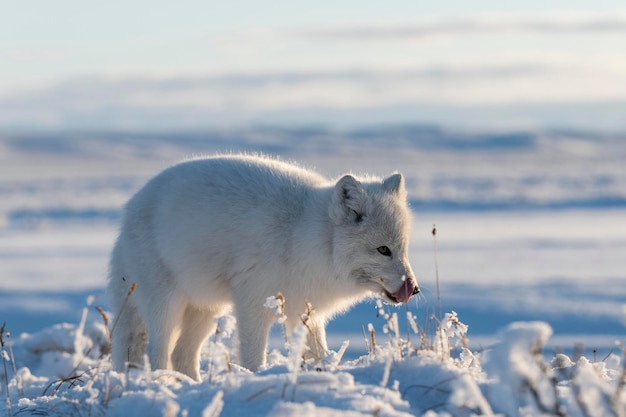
[266,291,289,346]
[94,305,111,356]
[0,322,12,417]
[3,331,21,397]
[43,368,94,396]
[208,319,232,384]
[109,281,137,339]
[432,224,442,321]
[369,324,377,355]
[447,314,468,351]
[300,300,327,360]
[362,324,371,355]
[224,352,232,374]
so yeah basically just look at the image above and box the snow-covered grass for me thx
[1,296,624,417]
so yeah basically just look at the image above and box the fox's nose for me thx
[412,285,420,295]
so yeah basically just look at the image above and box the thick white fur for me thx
[108,154,417,379]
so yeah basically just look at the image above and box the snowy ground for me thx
[1,129,625,416]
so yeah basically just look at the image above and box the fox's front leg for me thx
[290,315,328,361]
[235,301,275,371]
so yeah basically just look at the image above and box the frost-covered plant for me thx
[365,323,376,355]
[300,301,327,361]
[264,292,286,324]
[434,310,469,362]
[374,299,405,359]
[2,305,625,417]
[207,315,237,384]
[265,294,345,372]
[370,298,470,365]
[479,321,626,417]
[69,296,96,376]
[3,331,20,399]
[264,292,288,347]
[287,325,309,377]
[264,293,312,364]
[281,316,308,400]
[264,293,321,398]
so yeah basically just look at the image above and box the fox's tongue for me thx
[392,279,417,303]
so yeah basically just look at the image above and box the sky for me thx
[1,0,626,131]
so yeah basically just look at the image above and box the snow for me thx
[1,310,624,416]
[1,129,625,415]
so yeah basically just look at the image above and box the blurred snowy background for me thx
[1,0,625,359]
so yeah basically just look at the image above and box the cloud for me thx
[1,61,625,130]
[0,64,553,115]
[302,12,626,40]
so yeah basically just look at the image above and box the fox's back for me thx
[119,155,329,279]
[154,154,322,204]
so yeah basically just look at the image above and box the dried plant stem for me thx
[300,301,326,359]
[362,325,371,355]
[109,281,137,339]
[274,292,288,346]
[94,305,111,356]
[207,322,223,384]
[4,332,21,397]
[432,225,442,321]
[0,322,12,417]
[448,314,468,350]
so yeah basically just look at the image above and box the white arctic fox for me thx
[108,154,418,380]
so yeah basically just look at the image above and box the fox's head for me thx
[329,173,419,304]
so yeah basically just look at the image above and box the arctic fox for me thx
[108,154,419,380]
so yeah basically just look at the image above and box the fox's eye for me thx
[377,246,392,257]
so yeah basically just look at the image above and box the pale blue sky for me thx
[2,0,626,130]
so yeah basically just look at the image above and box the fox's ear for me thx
[383,173,405,195]
[330,175,366,223]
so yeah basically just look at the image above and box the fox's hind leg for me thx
[144,294,186,373]
[171,306,219,380]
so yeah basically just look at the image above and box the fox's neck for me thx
[290,185,335,268]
